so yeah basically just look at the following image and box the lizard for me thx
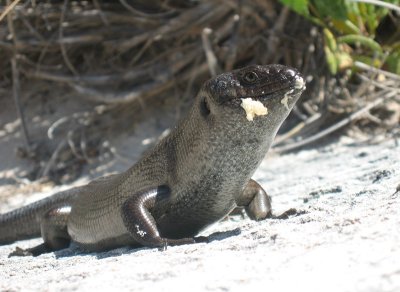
[0,64,306,256]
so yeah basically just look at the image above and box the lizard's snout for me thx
[204,64,306,121]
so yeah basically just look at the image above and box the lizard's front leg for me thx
[235,179,298,220]
[235,179,273,220]
[121,186,206,248]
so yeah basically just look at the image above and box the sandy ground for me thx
[0,134,399,292]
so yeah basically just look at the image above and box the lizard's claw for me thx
[272,208,307,219]
[8,246,34,257]
[194,236,209,243]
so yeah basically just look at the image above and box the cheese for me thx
[295,76,305,89]
[281,95,289,110]
[281,89,294,110]
[240,98,268,121]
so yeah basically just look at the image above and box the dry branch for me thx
[0,0,398,182]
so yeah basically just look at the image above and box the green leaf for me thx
[312,0,348,20]
[324,46,338,74]
[323,28,337,51]
[337,34,383,55]
[331,19,361,35]
[279,0,309,16]
[386,50,400,75]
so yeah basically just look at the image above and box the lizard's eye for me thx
[243,71,259,84]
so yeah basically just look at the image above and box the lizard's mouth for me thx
[238,75,305,122]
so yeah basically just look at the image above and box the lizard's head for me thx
[199,64,305,129]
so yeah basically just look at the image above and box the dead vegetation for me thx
[0,0,399,183]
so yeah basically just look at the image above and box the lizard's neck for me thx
[165,97,276,189]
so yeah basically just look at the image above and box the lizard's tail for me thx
[0,188,78,245]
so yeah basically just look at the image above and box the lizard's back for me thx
[68,149,168,249]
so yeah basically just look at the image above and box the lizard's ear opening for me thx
[199,96,211,117]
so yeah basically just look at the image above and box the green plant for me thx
[279,0,400,74]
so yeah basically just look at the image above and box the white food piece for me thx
[295,76,306,89]
[281,89,294,110]
[240,98,268,121]
[281,95,289,110]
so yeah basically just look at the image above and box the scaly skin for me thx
[0,64,305,256]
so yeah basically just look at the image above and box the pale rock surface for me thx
[1,137,399,292]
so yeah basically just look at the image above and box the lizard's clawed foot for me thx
[271,208,306,219]
[8,246,33,257]
[158,235,209,251]
[8,243,53,257]
[193,236,209,243]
